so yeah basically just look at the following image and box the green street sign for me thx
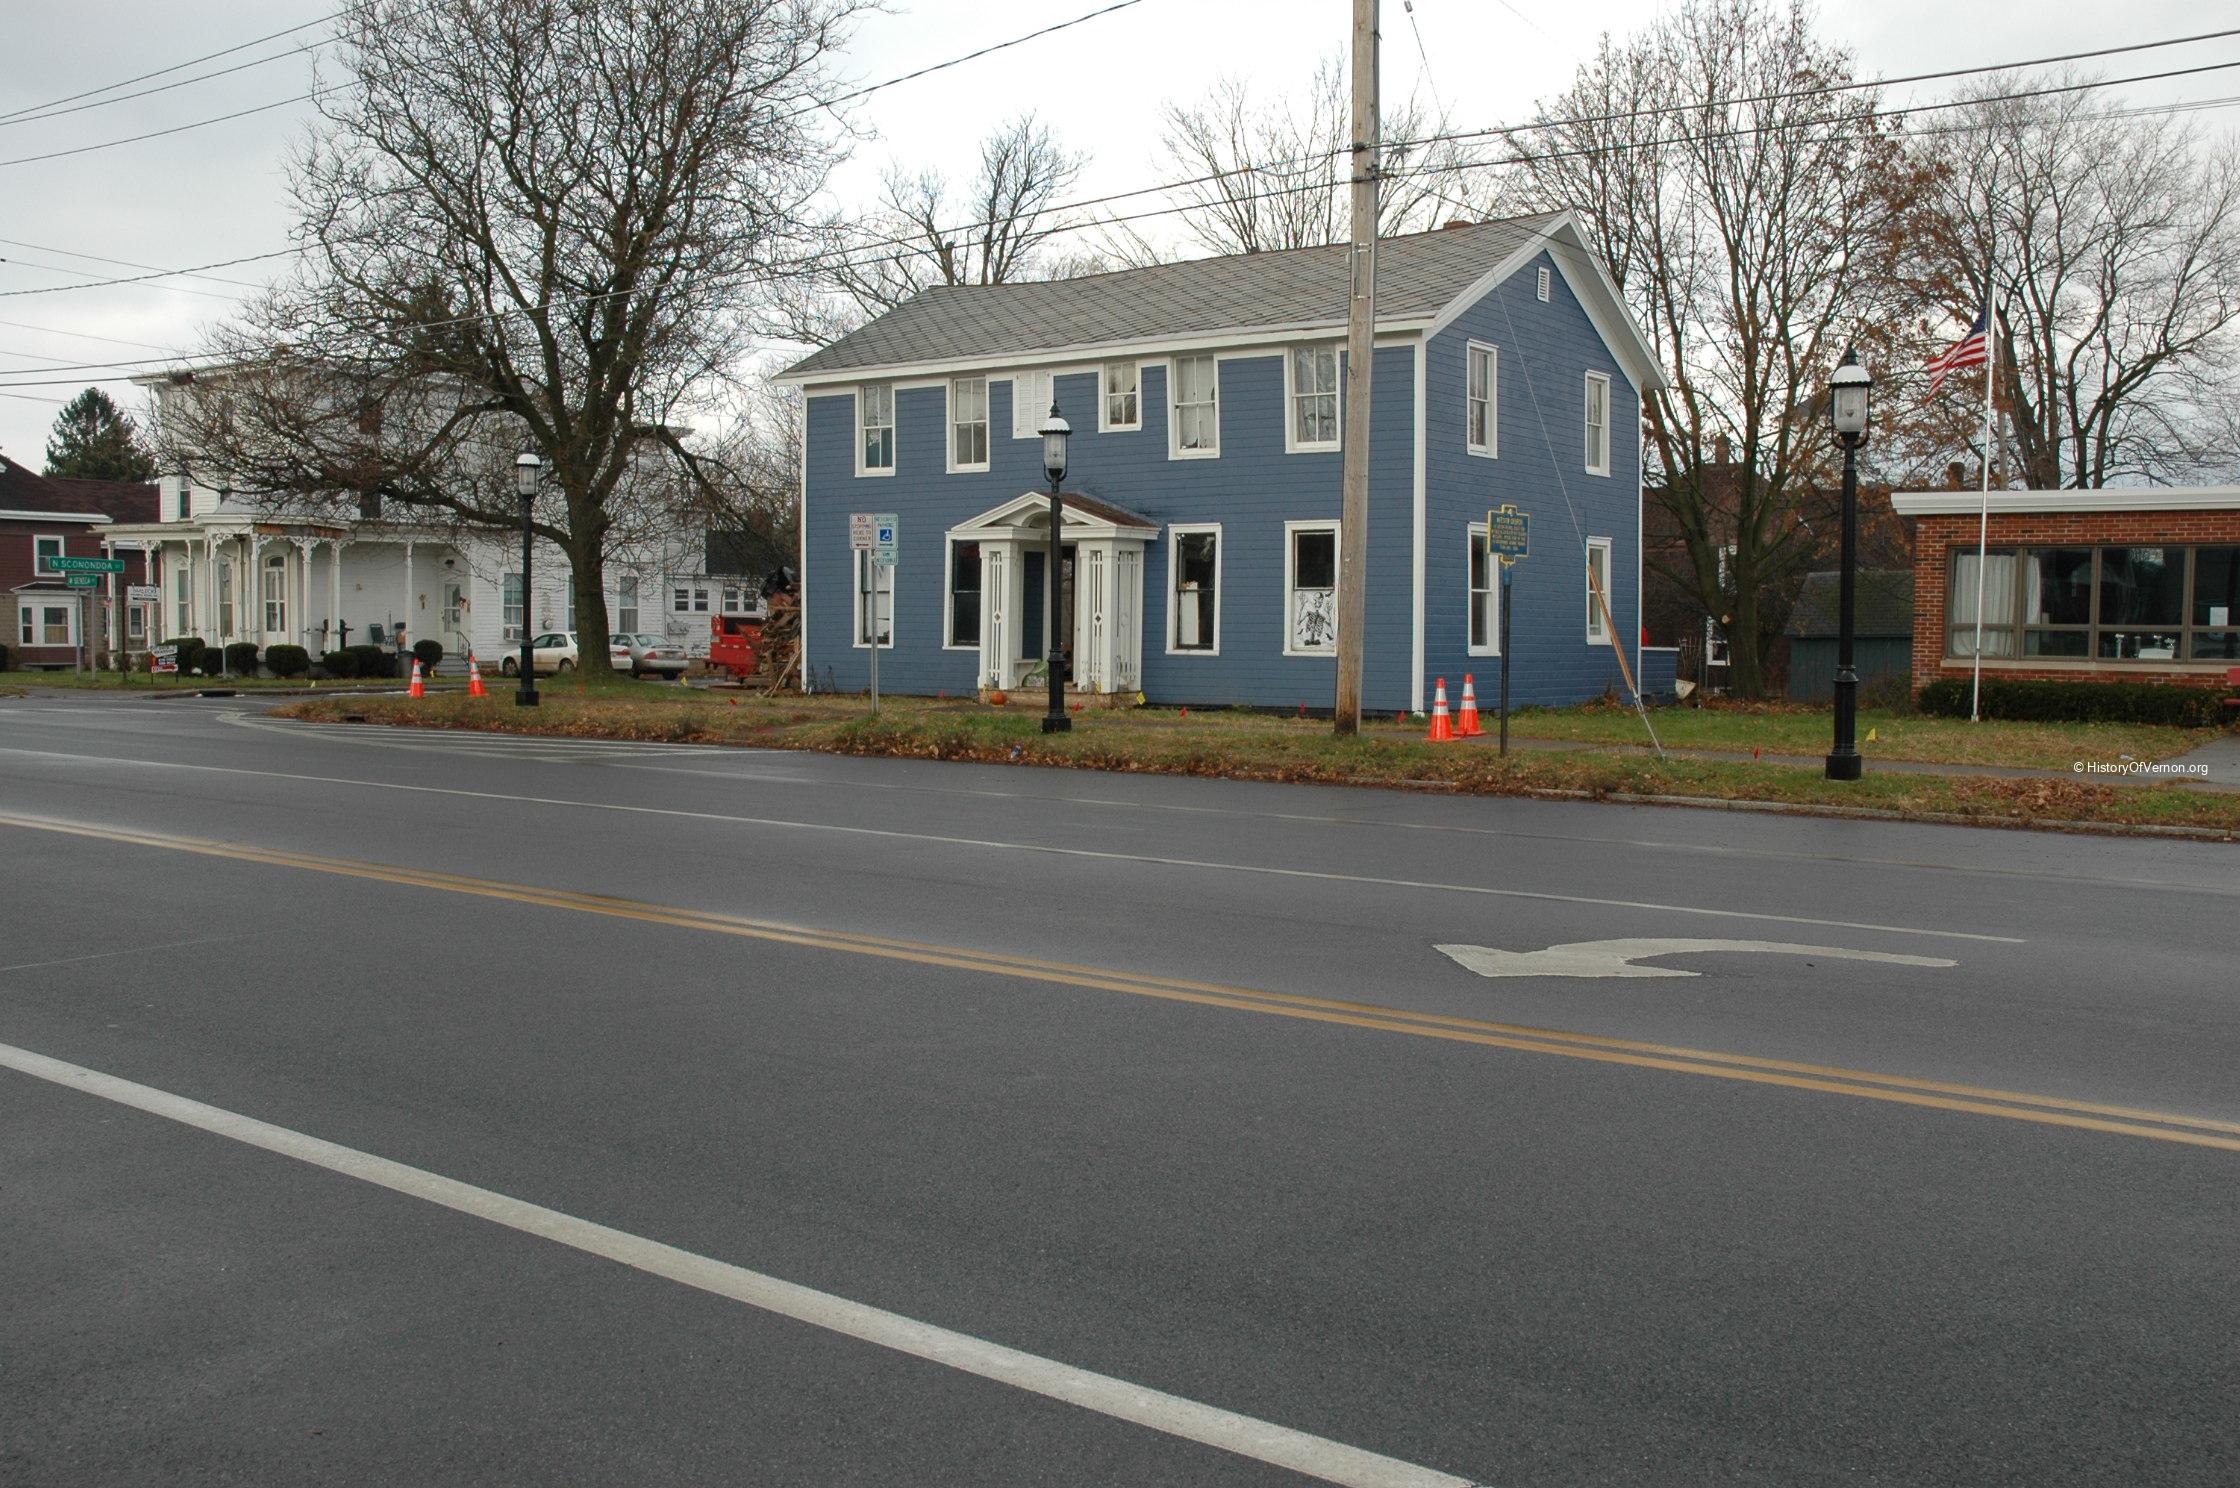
[1485,503,1530,566]
[49,555,125,573]
[65,574,102,588]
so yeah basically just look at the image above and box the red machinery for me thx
[707,614,763,679]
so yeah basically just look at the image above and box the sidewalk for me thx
[1477,729,2240,792]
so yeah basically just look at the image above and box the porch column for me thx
[331,540,348,648]
[402,539,416,655]
[248,534,267,646]
[293,538,317,650]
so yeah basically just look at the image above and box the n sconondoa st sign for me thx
[48,555,126,574]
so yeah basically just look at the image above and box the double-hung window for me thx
[1584,372,1612,476]
[950,376,989,471]
[33,535,66,576]
[503,574,525,638]
[947,540,982,648]
[1465,343,1498,457]
[1102,361,1139,431]
[854,550,893,647]
[173,565,192,636]
[617,576,640,634]
[1585,537,1614,644]
[1171,355,1219,456]
[671,583,711,615]
[262,553,287,635]
[1468,525,1499,654]
[859,383,895,474]
[1168,526,1220,654]
[1287,345,1339,451]
[1285,522,1339,655]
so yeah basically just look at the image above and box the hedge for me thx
[265,644,310,678]
[1917,676,2229,728]
[0,642,11,671]
[345,643,396,678]
[321,649,360,678]
[224,641,260,675]
[412,638,444,674]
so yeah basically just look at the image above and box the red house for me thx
[1,454,159,669]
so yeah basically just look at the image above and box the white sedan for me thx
[499,631,634,676]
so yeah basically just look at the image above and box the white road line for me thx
[0,1039,1479,1488]
[223,718,2240,900]
[0,931,265,977]
[0,742,2021,943]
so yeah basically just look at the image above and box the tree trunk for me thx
[561,528,615,676]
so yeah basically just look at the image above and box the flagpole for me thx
[1969,273,1995,723]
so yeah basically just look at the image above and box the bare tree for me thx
[1152,54,1505,257]
[1510,0,1907,695]
[772,113,1090,346]
[1900,75,2240,489]
[166,0,865,673]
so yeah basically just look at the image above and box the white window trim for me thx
[1584,371,1612,478]
[17,598,78,648]
[1167,356,1220,461]
[1164,523,1223,657]
[943,538,982,650]
[1466,522,1501,657]
[856,383,896,478]
[32,533,68,577]
[1586,536,1614,646]
[1010,369,1052,439]
[1465,341,1499,459]
[1282,343,1342,454]
[1282,519,1341,658]
[947,377,990,474]
[1099,360,1141,432]
[853,549,895,649]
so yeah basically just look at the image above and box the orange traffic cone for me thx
[1456,673,1484,736]
[408,658,426,698]
[466,653,488,698]
[1427,678,1454,742]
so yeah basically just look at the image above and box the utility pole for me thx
[1333,0,1378,734]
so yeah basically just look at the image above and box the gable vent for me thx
[1536,266,1551,302]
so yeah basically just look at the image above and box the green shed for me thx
[1786,569,1914,703]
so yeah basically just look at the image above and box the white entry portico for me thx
[948,492,1155,696]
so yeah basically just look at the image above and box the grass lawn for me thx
[1506,698,2209,769]
[270,690,2240,836]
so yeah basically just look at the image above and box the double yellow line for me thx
[7,809,2237,1155]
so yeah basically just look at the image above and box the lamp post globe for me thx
[513,451,541,707]
[1039,405,1072,735]
[1825,350,1872,780]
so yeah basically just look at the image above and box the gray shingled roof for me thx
[781,212,1566,379]
[1786,570,1915,639]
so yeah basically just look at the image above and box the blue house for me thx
[773,210,1669,715]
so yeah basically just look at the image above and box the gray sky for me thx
[0,0,2226,464]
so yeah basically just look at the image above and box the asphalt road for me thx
[1,693,2233,1486]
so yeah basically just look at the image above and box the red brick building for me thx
[1,454,158,669]
[1890,487,2240,689]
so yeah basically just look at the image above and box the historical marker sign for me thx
[1485,504,1529,566]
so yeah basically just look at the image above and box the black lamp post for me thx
[1825,348,1873,781]
[1039,404,1072,734]
[513,451,541,707]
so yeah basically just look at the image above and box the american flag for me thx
[1925,300,1990,395]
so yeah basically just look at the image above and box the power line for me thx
[797,0,1147,118]
[0,318,188,354]
[0,44,320,131]
[0,8,345,124]
[0,237,279,293]
[0,248,291,301]
[4,26,2233,378]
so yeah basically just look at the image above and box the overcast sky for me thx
[0,0,2226,464]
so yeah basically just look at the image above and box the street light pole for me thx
[1039,404,1072,735]
[514,451,541,707]
[1825,349,1873,782]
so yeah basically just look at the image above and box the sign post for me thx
[1485,504,1530,757]
[850,513,898,714]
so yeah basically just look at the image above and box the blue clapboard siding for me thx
[803,350,1420,713]
[1423,249,1643,707]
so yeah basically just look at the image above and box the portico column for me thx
[293,538,317,649]
[331,539,347,647]
[402,539,416,657]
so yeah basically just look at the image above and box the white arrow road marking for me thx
[1436,938,1959,979]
